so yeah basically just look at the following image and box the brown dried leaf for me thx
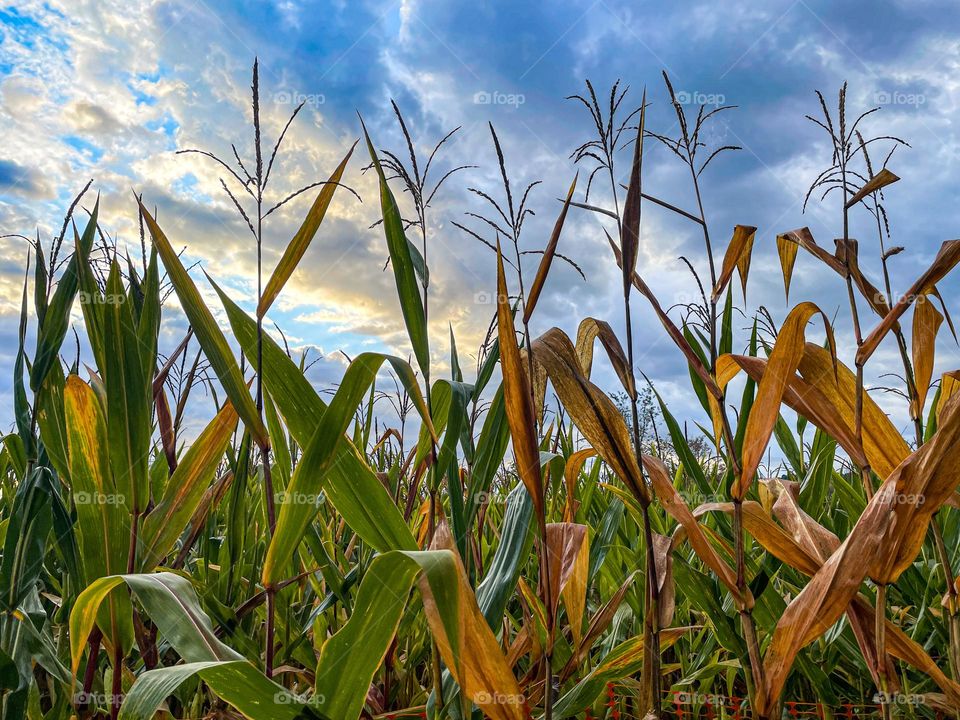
[796,343,909,479]
[870,392,960,583]
[563,447,597,522]
[940,370,960,422]
[620,88,646,295]
[641,454,745,606]
[524,173,578,324]
[761,480,899,713]
[775,234,799,302]
[425,524,526,720]
[712,225,757,302]
[858,240,960,365]
[551,523,590,647]
[575,316,635,396]
[496,244,544,523]
[735,302,835,499]
[845,167,899,208]
[532,327,649,504]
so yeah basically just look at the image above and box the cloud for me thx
[2,0,959,441]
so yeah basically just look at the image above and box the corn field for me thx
[3,65,960,720]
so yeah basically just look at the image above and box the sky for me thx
[1,0,959,446]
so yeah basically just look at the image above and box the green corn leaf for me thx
[314,531,524,720]
[466,385,510,524]
[138,401,238,570]
[136,246,161,382]
[31,199,98,392]
[258,142,357,317]
[14,256,35,459]
[137,199,268,449]
[35,359,69,481]
[63,375,135,656]
[103,262,151,515]
[119,661,328,720]
[213,282,421,561]
[70,572,241,682]
[0,468,54,611]
[360,118,430,381]
[263,349,432,585]
[33,238,47,329]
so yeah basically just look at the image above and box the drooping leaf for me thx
[712,224,757,302]
[119,660,327,720]
[731,302,834,499]
[776,233,799,301]
[911,292,943,416]
[532,327,648,505]
[574,317,634,397]
[314,525,525,720]
[858,239,960,365]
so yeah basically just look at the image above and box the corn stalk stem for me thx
[691,164,763,714]
[110,642,122,720]
[427,490,445,718]
[875,584,892,720]
[625,292,662,718]
[79,628,103,713]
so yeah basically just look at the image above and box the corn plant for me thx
[1,62,960,720]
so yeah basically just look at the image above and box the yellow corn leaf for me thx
[712,225,757,301]
[776,233,799,301]
[425,525,526,720]
[258,142,357,317]
[532,327,648,505]
[912,292,943,416]
[563,447,596,522]
[574,317,634,397]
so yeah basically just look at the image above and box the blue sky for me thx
[1,0,959,443]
